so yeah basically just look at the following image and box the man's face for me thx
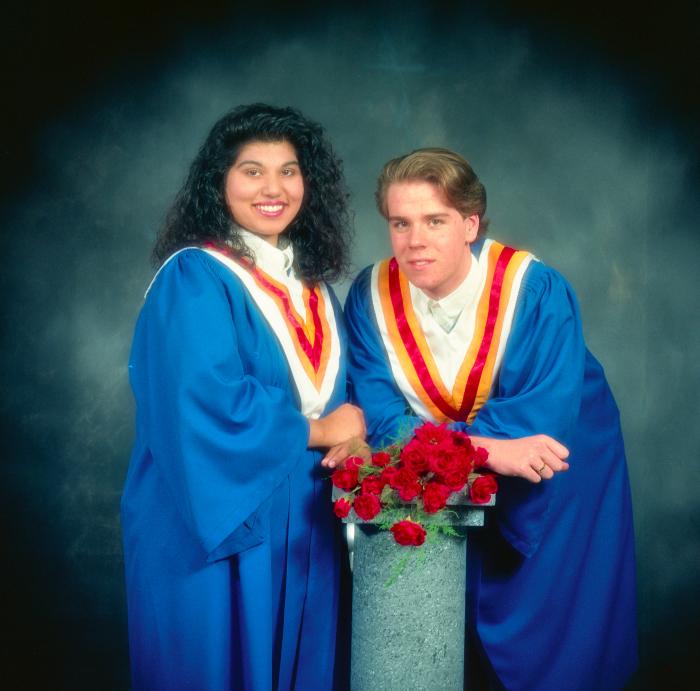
[385,180,479,299]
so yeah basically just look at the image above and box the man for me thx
[343,148,638,690]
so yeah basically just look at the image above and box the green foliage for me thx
[375,507,413,531]
[380,419,418,451]
[382,525,465,587]
[384,552,412,587]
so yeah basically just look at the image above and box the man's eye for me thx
[429,218,443,226]
[392,221,408,230]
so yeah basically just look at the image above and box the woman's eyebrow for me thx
[235,159,300,167]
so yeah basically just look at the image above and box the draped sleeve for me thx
[459,260,586,557]
[128,249,310,561]
[345,266,422,447]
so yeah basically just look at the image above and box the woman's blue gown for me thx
[122,249,347,690]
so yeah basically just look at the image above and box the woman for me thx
[121,104,364,690]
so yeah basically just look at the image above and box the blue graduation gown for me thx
[121,249,347,690]
[344,241,638,690]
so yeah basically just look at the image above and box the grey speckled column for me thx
[344,505,488,691]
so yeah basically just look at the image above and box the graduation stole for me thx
[202,245,335,393]
[371,240,533,424]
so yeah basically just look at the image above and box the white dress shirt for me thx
[408,251,487,386]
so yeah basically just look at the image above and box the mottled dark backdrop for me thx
[2,1,699,689]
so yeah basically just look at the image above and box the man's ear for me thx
[464,214,479,243]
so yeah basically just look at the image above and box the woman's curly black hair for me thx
[153,103,352,284]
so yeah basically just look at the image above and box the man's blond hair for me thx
[375,147,489,237]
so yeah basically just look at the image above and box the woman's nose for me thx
[261,174,282,196]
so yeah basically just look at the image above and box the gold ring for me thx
[537,463,546,473]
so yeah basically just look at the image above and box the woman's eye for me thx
[281,168,296,176]
[245,169,261,177]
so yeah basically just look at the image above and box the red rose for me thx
[398,484,422,502]
[361,475,386,495]
[469,474,498,504]
[428,445,463,476]
[439,457,471,492]
[400,439,430,474]
[450,429,473,451]
[414,422,452,446]
[390,519,427,546]
[380,465,399,484]
[371,451,391,467]
[380,465,399,483]
[331,465,359,491]
[441,473,469,493]
[353,494,382,521]
[333,498,352,518]
[390,467,422,501]
[345,456,365,470]
[422,482,452,514]
[473,446,489,469]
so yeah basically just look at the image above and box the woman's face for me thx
[224,140,305,246]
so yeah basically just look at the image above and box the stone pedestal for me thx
[335,489,493,691]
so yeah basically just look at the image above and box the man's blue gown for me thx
[121,249,346,690]
[344,239,638,690]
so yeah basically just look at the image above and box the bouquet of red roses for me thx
[331,422,498,547]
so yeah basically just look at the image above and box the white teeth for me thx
[256,204,284,212]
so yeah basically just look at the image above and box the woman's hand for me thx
[470,434,570,483]
[320,436,371,469]
[308,403,366,449]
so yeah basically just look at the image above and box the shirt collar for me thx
[237,227,295,279]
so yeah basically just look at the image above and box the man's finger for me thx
[544,436,570,459]
[542,448,569,472]
[525,466,543,483]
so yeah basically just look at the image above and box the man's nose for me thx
[407,225,427,247]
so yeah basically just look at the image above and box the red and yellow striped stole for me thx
[208,244,332,391]
[376,241,531,423]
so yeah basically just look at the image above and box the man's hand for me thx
[470,434,570,483]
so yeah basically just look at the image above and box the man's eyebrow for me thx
[388,212,450,220]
